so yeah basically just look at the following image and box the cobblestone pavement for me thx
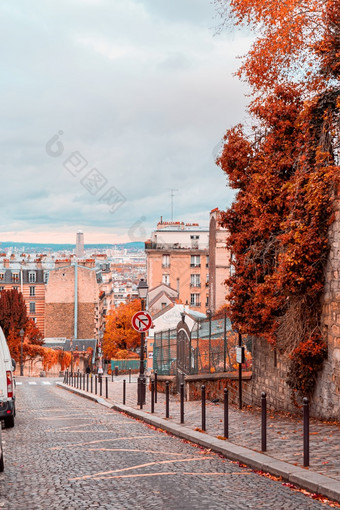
[0,377,335,510]
[84,375,340,482]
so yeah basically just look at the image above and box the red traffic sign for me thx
[131,311,152,332]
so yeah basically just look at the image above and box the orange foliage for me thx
[103,299,142,359]
[216,0,339,395]
[216,0,339,97]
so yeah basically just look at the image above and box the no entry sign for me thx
[131,311,152,332]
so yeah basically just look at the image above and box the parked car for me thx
[0,327,15,428]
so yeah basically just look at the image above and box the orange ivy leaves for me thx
[218,86,339,343]
[217,0,339,96]
[103,299,142,359]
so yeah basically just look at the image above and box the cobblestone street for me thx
[86,374,340,481]
[0,377,337,510]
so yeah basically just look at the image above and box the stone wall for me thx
[251,190,340,420]
[251,338,295,412]
[315,188,340,419]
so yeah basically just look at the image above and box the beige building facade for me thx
[45,261,104,340]
[208,208,231,314]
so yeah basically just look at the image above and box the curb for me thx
[56,382,340,503]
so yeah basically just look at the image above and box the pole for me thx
[151,380,155,413]
[165,381,170,418]
[201,385,206,431]
[208,312,212,371]
[123,379,126,405]
[261,392,267,452]
[154,370,158,403]
[180,382,185,424]
[238,332,242,409]
[223,311,227,372]
[303,397,310,467]
[20,331,24,376]
[137,297,146,406]
[224,388,229,439]
[105,376,108,399]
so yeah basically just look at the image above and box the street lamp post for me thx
[20,328,24,376]
[137,278,148,406]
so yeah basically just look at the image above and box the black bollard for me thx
[123,379,126,405]
[261,392,267,452]
[151,380,155,413]
[180,383,185,424]
[86,373,89,392]
[99,376,103,397]
[224,388,229,439]
[303,397,309,467]
[201,385,206,431]
[129,368,132,383]
[154,370,158,403]
[165,381,170,418]
[105,377,108,399]
[90,374,93,393]
[95,375,97,395]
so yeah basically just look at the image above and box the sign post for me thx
[132,310,152,407]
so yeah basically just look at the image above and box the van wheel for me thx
[4,416,14,428]
[0,452,4,472]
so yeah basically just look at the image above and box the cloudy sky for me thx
[0,0,252,244]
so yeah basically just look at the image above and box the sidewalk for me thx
[57,375,340,503]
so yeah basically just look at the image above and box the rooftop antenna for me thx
[170,189,178,221]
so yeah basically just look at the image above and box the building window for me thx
[190,274,201,287]
[12,272,19,282]
[30,286,36,297]
[206,295,209,307]
[161,302,167,309]
[206,256,209,268]
[162,274,170,285]
[29,272,36,283]
[190,255,200,267]
[44,272,49,284]
[30,302,36,313]
[162,254,170,268]
[32,317,37,323]
[190,293,200,307]
[191,235,199,249]
[12,287,19,291]
[0,273,4,281]
[0,287,3,292]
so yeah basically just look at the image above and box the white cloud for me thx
[0,0,252,244]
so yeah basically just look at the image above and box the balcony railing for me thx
[190,302,201,307]
[190,263,201,268]
[190,283,201,288]
[145,242,208,251]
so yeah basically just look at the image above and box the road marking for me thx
[70,457,214,481]
[16,382,22,385]
[50,435,155,450]
[88,448,184,456]
[42,381,51,385]
[29,382,37,385]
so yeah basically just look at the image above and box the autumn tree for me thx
[0,289,27,337]
[103,299,142,359]
[216,0,339,396]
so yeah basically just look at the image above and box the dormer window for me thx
[12,272,19,282]
[29,272,36,283]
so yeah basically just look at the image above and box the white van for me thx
[0,327,15,428]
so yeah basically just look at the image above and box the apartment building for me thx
[208,208,231,313]
[145,211,230,316]
[44,260,104,340]
[0,258,47,332]
[145,221,209,314]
